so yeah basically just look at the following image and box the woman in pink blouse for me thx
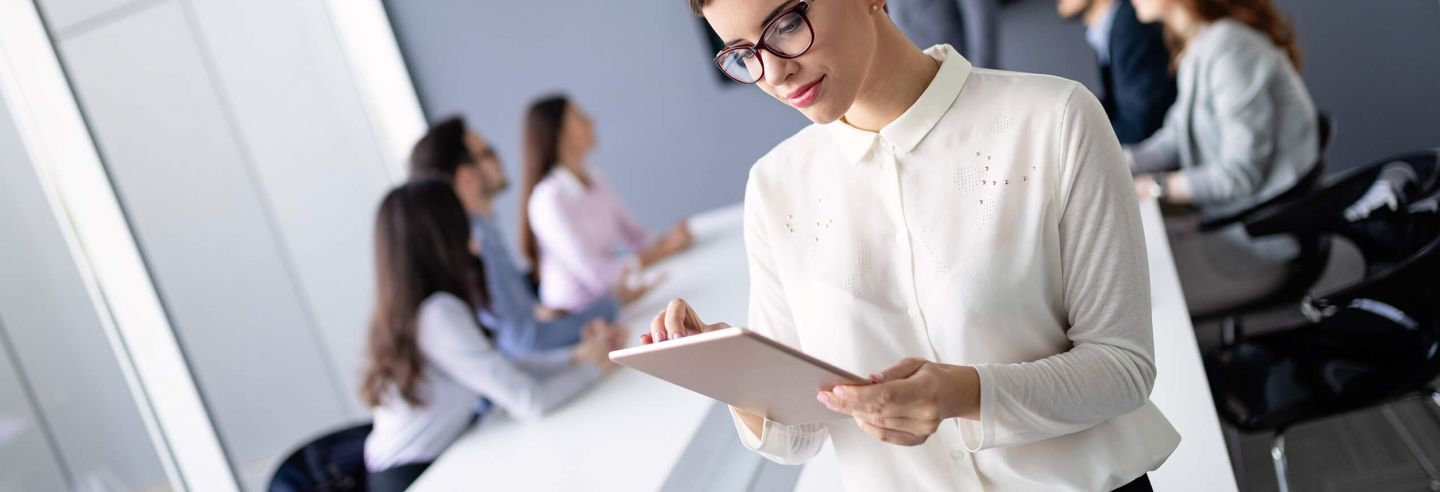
[518,94,694,312]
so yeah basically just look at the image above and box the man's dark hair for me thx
[408,116,472,181]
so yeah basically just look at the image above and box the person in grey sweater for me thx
[1126,0,1318,314]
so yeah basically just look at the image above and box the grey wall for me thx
[384,0,810,249]
[34,0,399,488]
[390,0,1440,246]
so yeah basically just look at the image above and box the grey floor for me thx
[1226,398,1440,492]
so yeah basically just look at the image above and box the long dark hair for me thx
[1167,0,1302,70]
[362,179,491,407]
[518,94,571,285]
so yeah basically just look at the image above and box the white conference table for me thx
[413,198,1236,491]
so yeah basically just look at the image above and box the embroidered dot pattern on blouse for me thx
[993,115,1015,135]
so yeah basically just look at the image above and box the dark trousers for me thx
[1114,474,1153,492]
[367,462,431,492]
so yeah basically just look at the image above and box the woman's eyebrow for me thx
[723,0,802,46]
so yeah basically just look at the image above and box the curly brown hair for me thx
[1168,0,1302,69]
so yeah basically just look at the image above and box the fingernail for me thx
[870,373,885,382]
[816,393,831,405]
[833,386,845,397]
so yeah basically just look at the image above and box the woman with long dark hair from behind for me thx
[362,179,624,492]
[518,94,695,313]
[1127,0,1317,315]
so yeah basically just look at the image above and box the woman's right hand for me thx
[573,319,623,374]
[641,298,730,344]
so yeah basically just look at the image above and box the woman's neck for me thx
[841,24,941,133]
[559,158,591,187]
[1165,9,1206,42]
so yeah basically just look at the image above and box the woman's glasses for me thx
[713,0,817,84]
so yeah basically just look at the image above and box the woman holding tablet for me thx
[647,0,1179,490]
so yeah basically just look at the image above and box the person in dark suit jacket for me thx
[1058,0,1175,144]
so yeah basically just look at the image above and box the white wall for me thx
[0,86,171,492]
[32,0,409,488]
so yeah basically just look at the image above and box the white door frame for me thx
[0,0,238,490]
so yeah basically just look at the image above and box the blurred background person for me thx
[362,179,623,491]
[408,116,646,357]
[519,94,694,313]
[1127,0,1318,314]
[1058,0,1175,144]
[889,0,1001,68]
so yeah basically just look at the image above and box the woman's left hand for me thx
[818,357,981,446]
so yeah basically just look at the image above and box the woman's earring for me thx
[871,4,880,12]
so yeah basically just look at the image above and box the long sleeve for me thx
[727,168,829,465]
[1127,116,1181,175]
[604,178,655,254]
[511,347,586,379]
[959,85,1156,451]
[475,217,618,355]
[474,218,547,356]
[1180,44,1277,206]
[532,296,620,349]
[529,187,624,297]
[1106,10,1174,144]
[418,295,601,421]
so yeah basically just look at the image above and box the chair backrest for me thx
[1244,149,1440,321]
[1197,113,1336,231]
[268,422,372,492]
[1246,149,1440,240]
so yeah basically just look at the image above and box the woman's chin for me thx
[798,103,846,125]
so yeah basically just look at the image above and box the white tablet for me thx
[609,327,867,425]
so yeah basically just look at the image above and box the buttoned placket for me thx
[877,141,938,353]
[880,140,985,485]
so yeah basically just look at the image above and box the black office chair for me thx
[1204,149,1440,492]
[1191,113,1336,323]
[269,422,371,492]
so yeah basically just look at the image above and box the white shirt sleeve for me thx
[511,347,584,379]
[727,169,829,465]
[596,173,655,254]
[959,85,1157,451]
[418,294,601,421]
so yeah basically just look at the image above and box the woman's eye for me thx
[775,16,801,35]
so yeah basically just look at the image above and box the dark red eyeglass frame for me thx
[712,0,816,84]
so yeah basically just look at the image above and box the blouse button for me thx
[895,233,906,245]
[907,308,919,317]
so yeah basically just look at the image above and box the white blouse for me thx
[730,45,1180,491]
[365,293,600,470]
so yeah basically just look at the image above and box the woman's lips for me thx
[786,76,825,108]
